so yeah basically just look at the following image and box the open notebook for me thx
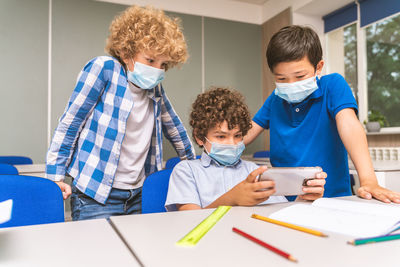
[0,199,13,224]
[269,198,400,238]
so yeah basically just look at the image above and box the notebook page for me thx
[0,199,13,224]
[269,203,400,237]
[312,198,400,218]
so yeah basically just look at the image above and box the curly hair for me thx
[105,5,188,70]
[190,87,252,146]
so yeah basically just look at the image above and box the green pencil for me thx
[348,233,400,246]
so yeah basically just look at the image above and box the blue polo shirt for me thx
[253,73,358,197]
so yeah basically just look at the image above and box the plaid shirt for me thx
[46,56,195,204]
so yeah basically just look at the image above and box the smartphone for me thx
[258,167,322,196]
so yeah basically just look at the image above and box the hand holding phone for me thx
[258,167,322,196]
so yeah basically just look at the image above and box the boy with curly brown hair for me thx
[46,5,195,220]
[165,87,326,211]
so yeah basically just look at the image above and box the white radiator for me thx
[350,147,400,192]
[368,147,400,161]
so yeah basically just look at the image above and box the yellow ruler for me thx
[176,206,231,247]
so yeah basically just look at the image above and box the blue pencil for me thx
[348,233,400,246]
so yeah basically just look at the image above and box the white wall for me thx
[1,0,264,163]
[95,0,263,24]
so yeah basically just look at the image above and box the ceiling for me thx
[230,0,355,17]
[296,0,354,16]
[95,0,356,24]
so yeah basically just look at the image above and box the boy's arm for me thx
[165,161,201,211]
[245,93,273,145]
[46,57,109,199]
[243,121,264,145]
[159,86,196,160]
[177,204,201,210]
[336,108,400,203]
[180,166,274,211]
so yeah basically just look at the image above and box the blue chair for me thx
[0,156,33,165]
[164,155,201,169]
[253,150,270,158]
[142,169,173,213]
[165,157,181,169]
[0,164,18,175]
[0,175,64,228]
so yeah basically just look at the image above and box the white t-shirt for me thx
[113,82,154,189]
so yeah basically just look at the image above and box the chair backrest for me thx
[0,163,18,175]
[142,169,173,213]
[164,157,181,169]
[0,175,64,228]
[253,150,270,158]
[0,156,33,165]
[164,155,201,169]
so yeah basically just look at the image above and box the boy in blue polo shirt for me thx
[165,87,327,211]
[244,25,400,203]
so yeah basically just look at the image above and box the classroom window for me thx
[344,23,358,105]
[327,13,400,128]
[326,23,358,105]
[365,13,400,127]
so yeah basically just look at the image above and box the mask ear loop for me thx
[315,73,321,82]
[203,137,212,155]
[315,60,323,79]
[127,59,136,72]
[310,68,319,82]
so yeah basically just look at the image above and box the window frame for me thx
[325,8,400,132]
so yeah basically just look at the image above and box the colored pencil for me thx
[251,213,328,237]
[232,227,298,262]
[348,233,400,246]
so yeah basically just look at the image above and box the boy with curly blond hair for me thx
[165,87,326,211]
[46,6,195,220]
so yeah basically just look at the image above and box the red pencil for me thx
[232,227,298,263]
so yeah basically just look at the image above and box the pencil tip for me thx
[347,241,354,245]
[289,256,298,262]
[321,234,329,237]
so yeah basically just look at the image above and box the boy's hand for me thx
[298,171,327,201]
[358,182,400,203]
[229,166,276,206]
[55,181,72,200]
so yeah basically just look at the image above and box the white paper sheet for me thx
[269,198,400,238]
[0,199,13,224]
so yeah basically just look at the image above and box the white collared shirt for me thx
[165,152,287,211]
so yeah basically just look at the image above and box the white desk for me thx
[15,164,46,178]
[110,196,400,267]
[0,219,141,267]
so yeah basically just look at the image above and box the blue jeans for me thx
[70,184,142,221]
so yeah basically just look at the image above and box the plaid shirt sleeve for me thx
[160,86,196,160]
[46,57,109,181]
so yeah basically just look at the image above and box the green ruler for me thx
[176,206,231,247]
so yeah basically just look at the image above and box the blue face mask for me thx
[127,61,165,90]
[275,76,319,103]
[204,138,245,166]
